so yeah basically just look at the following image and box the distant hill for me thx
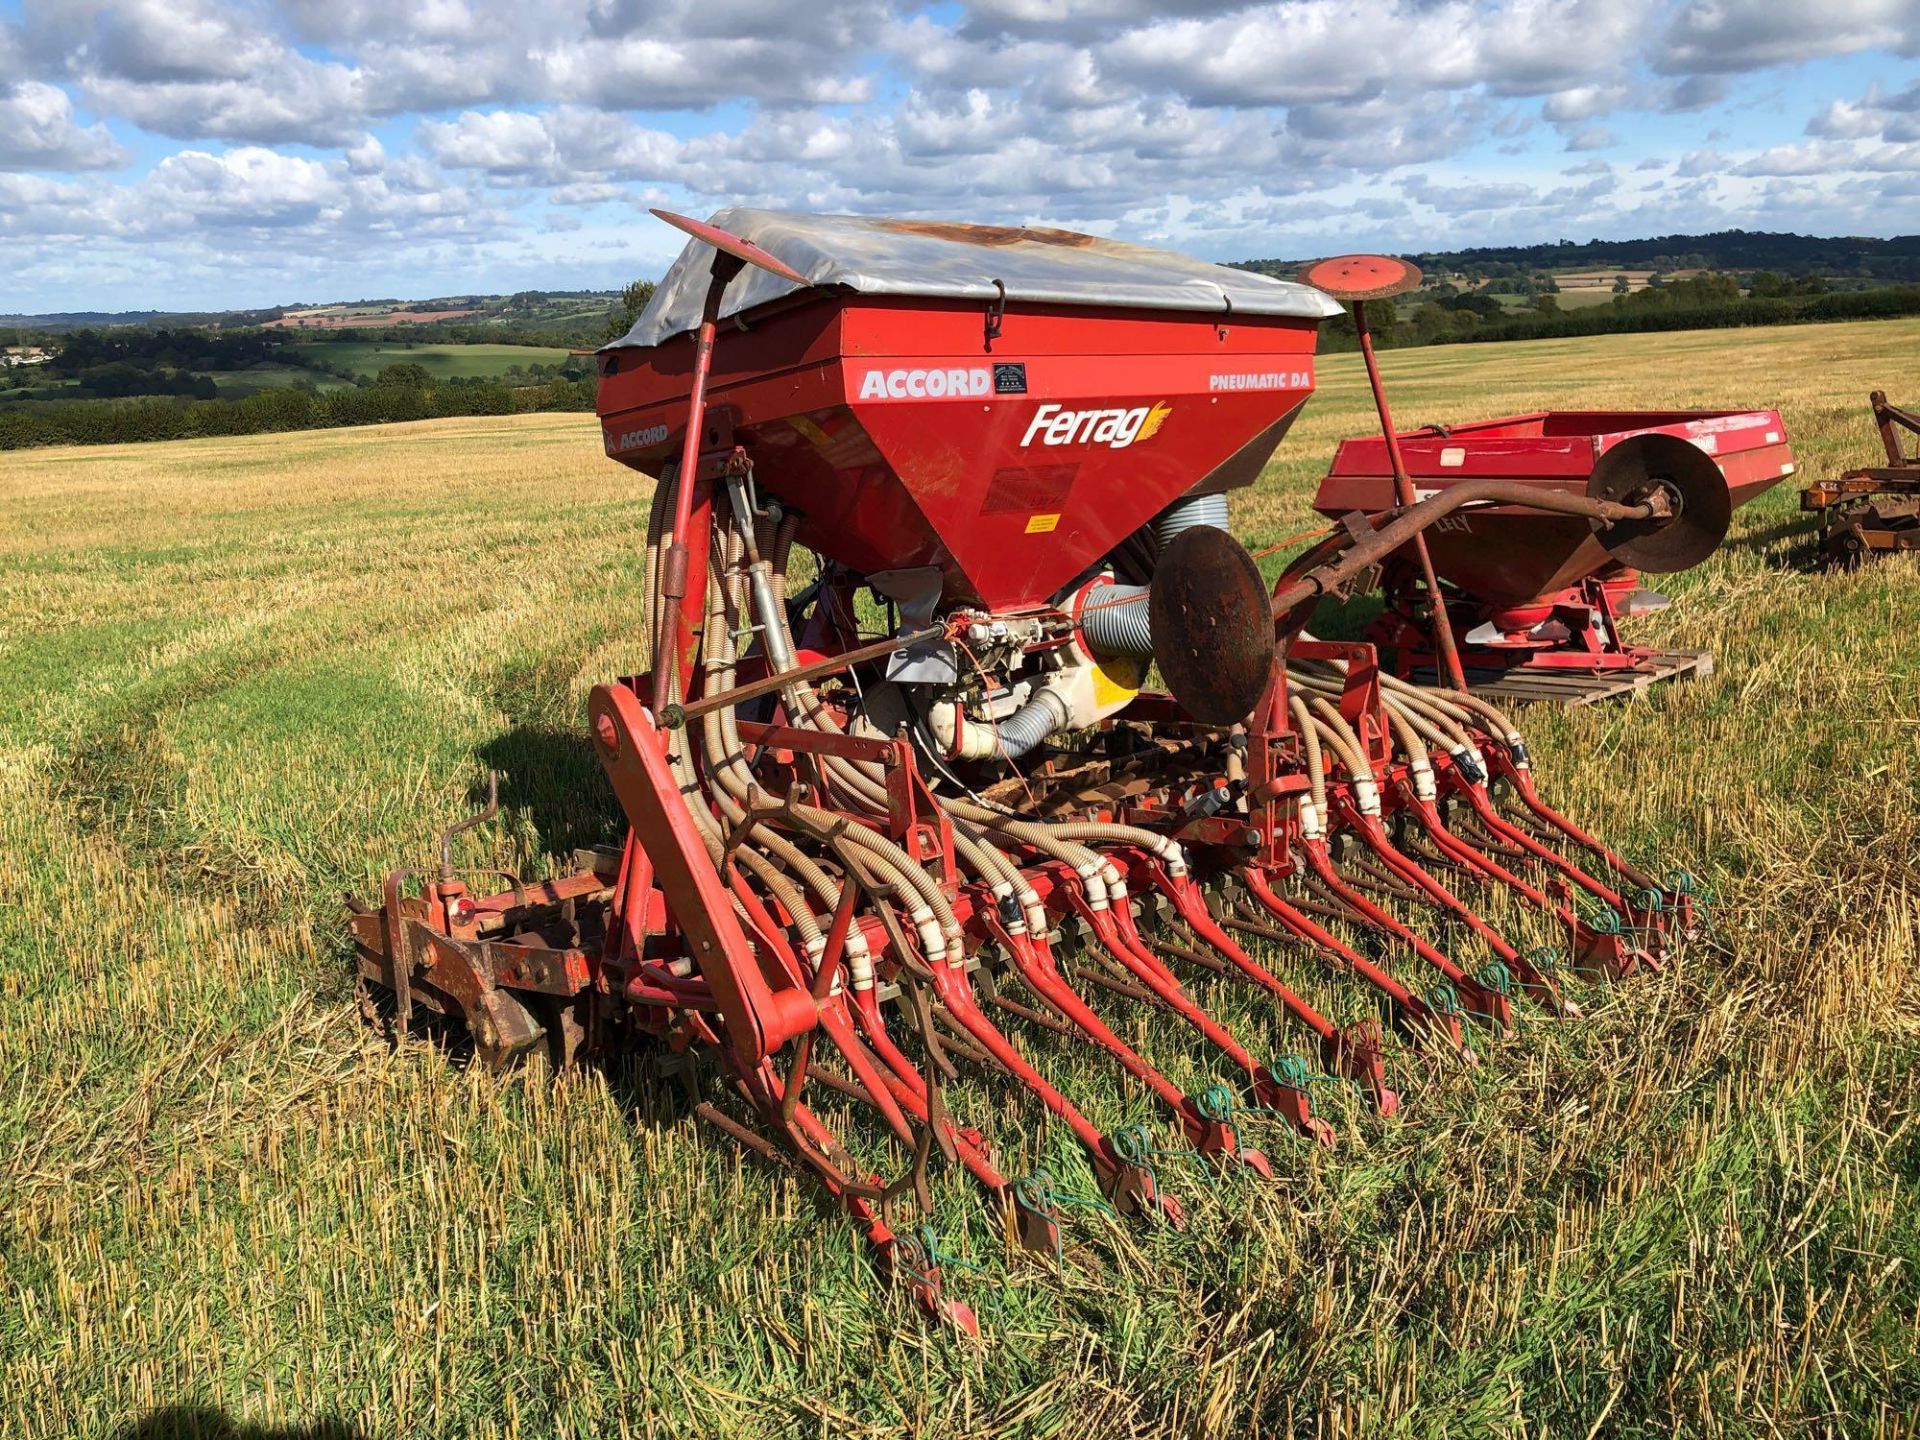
[2,289,622,345]
[0,308,263,331]
[1237,230,1920,285]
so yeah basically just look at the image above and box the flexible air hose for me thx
[1288,695,1329,816]
[1077,584,1154,659]
[1154,491,1230,550]
[992,689,1072,760]
[1078,494,1231,660]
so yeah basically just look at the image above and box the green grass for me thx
[208,364,355,398]
[1548,287,1622,309]
[291,340,575,381]
[1,322,1918,1438]
[0,376,82,401]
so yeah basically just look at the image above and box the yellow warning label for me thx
[1025,513,1061,534]
[791,414,831,448]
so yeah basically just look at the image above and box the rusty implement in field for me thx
[349,213,1718,1332]
[1802,391,1920,567]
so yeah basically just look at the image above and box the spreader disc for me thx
[651,208,810,285]
[1150,524,1276,725]
[1297,254,1424,302]
[1586,432,1730,574]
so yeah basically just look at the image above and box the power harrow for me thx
[350,212,1722,1331]
[1802,390,1920,566]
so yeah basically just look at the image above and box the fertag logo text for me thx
[1021,402,1171,450]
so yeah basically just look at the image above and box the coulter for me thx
[350,211,1723,1330]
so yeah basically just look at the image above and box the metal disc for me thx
[1149,525,1276,725]
[1586,432,1730,573]
[1297,254,1425,302]
[651,208,809,285]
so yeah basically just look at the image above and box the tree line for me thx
[0,366,595,451]
[1312,275,1920,351]
[1241,230,1920,287]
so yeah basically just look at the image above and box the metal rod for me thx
[662,625,946,728]
[1351,298,1469,691]
[657,251,747,711]
[1271,480,1663,624]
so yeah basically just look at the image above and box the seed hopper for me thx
[351,211,1719,1331]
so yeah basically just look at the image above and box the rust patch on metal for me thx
[879,219,1100,249]
[1586,432,1729,574]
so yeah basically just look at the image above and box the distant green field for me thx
[293,340,575,381]
[1482,288,1619,313]
[1553,287,1623,309]
[209,364,352,397]
[0,377,79,402]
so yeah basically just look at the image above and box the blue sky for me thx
[1,0,1916,313]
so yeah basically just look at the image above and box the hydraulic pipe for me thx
[663,625,945,729]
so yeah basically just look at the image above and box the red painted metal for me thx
[1298,255,1467,689]
[650,208,809,286]
[589,683,817,1068]
[1298,254,1424,302]
[600,299,1318,610]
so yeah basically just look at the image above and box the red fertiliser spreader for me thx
[1317,409,1796,702]
[350,211,1723,1331]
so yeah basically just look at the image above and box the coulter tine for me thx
[988,919,1277,1159]
[1066,880,1335,1151]
[1239,867,1470,1063]
[1301,838,1514,1037]
[1347,812,1564,1011]
[921,939,1177,1224]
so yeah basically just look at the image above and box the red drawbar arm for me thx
[589,682,817,1068]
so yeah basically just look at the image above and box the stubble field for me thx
[1,318,1917,1438]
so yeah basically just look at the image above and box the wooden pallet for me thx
[1409,649,1714,707]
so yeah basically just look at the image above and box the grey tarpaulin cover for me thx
[607,208,1344,350]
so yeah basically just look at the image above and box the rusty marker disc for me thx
[1150,525,1276,725]
[1587,432,1730,573]
[1296,254,1424,302]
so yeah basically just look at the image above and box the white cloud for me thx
[82,0,285,83]
[139,147,339,227]
[80,64,368,145]
[1544,85,1630,123]
[1658,0,1920,73]
[2,0,1918,310]
[1735,138,1920,176]
[1810,97,1890,139]
[420,108,682,185]
[0,80,125,170]
[1094,0,1650,109]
